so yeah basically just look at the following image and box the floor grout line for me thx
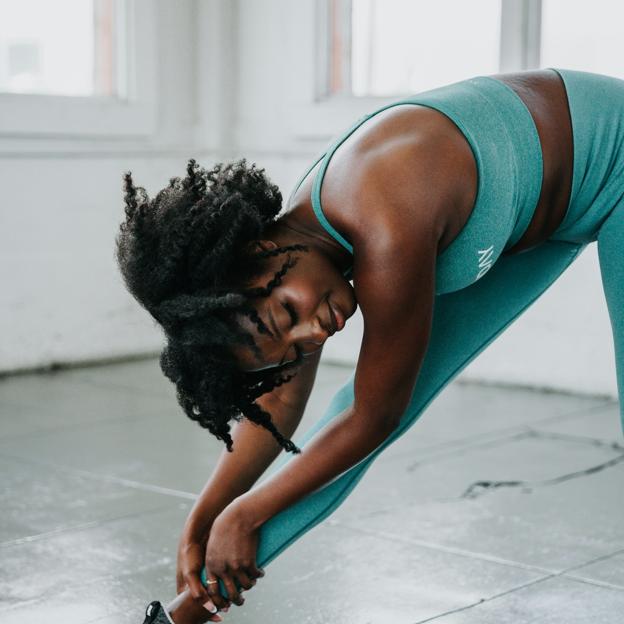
[0,451,200,501]
[562,573,624,592]
[409,547,624,622]
[326,518,557,575]
[412,573,560,623]
[0,501,181,549]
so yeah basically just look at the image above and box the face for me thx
[232,240,357,372]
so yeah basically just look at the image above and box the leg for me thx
[252,239,588,568]
[179,240,586,618]
[596,200,624,429]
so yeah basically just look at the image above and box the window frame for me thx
[286,0,542,143]
[0,0,157,139]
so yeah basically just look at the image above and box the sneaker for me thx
[142,600,176,624]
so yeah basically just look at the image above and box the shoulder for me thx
[287,105,474,256]
[323,127,463,256]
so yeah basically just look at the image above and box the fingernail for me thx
[203,600,218,614]
[212,616,223,622]
[222,605,230,612]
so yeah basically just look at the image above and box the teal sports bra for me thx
[286,75,543,294]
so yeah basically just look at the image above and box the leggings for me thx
[202,68,624,596]
[200,199,623,596]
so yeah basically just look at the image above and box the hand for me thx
[176,524,232,619]
[204,499,265,609]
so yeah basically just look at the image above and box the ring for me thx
[205,579,219,585]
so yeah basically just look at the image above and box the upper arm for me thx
[348,162,444,432]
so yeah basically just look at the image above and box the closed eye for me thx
[280,301,301,366]
[283,301,298,327]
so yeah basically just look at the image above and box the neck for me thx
[267,216,352,272]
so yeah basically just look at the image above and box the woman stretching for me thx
[116,67,624,624]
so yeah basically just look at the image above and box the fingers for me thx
[234,569,257,591]
[185,570,209,603]
[223,574,245,607]
[202,565,266,611]
[202,599,223,621]
[206,572,243,608]
[183,568,232,616]
[194,583,231,619]
[252,565,266,580]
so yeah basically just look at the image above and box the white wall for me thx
[1,0,618,400]
[0,1,206,373]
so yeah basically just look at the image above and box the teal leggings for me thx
[201,68,624,598]
[202,199,624,595]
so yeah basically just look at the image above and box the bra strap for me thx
[311,159,354,254]
[309,114,374,255]
[285,151,326,210]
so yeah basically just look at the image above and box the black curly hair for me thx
[115,158,311,455]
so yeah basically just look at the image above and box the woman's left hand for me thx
[204,499,265,608]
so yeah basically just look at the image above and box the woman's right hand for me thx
[176,525,233,616]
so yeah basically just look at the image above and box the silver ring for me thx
[205,579,219,585]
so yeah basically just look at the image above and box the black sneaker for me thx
[142,601,175,624]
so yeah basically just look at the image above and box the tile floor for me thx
[1,358,622,623]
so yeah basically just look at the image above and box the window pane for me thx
[541,0,624,79]
[331,0,501,97]
[0,0,124,97]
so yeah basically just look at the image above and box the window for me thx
[540,0,624,78]
[286,0,624,143]
[325,0,624,101]
[0,0,155,140]
[327,0,502,97]
[0,0,125,98]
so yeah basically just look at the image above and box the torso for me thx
[286,68,574,260]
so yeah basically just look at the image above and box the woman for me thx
[117,67,624,624]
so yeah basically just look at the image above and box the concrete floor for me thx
[1,358,623,623]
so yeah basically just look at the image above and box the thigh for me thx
[597,200,624,427]
[253,239,587,569]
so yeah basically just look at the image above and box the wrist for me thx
[234,491,268,531]
[182,508,214,541]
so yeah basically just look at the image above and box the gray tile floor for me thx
[1,358,623,623]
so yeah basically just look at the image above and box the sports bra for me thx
[286,74,543,294]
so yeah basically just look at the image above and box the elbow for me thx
[348,405,403,441]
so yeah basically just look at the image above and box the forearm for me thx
[184,396,304,534]
[237,406,397,529]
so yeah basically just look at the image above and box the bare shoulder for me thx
[320,114,469,257]
[287,103,476,262]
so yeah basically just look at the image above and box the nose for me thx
[290,315,329,350]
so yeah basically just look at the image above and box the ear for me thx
[247,239,279,254]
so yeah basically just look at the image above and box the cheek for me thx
[290,263,342,310]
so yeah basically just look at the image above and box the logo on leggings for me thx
[476,245,494,279]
